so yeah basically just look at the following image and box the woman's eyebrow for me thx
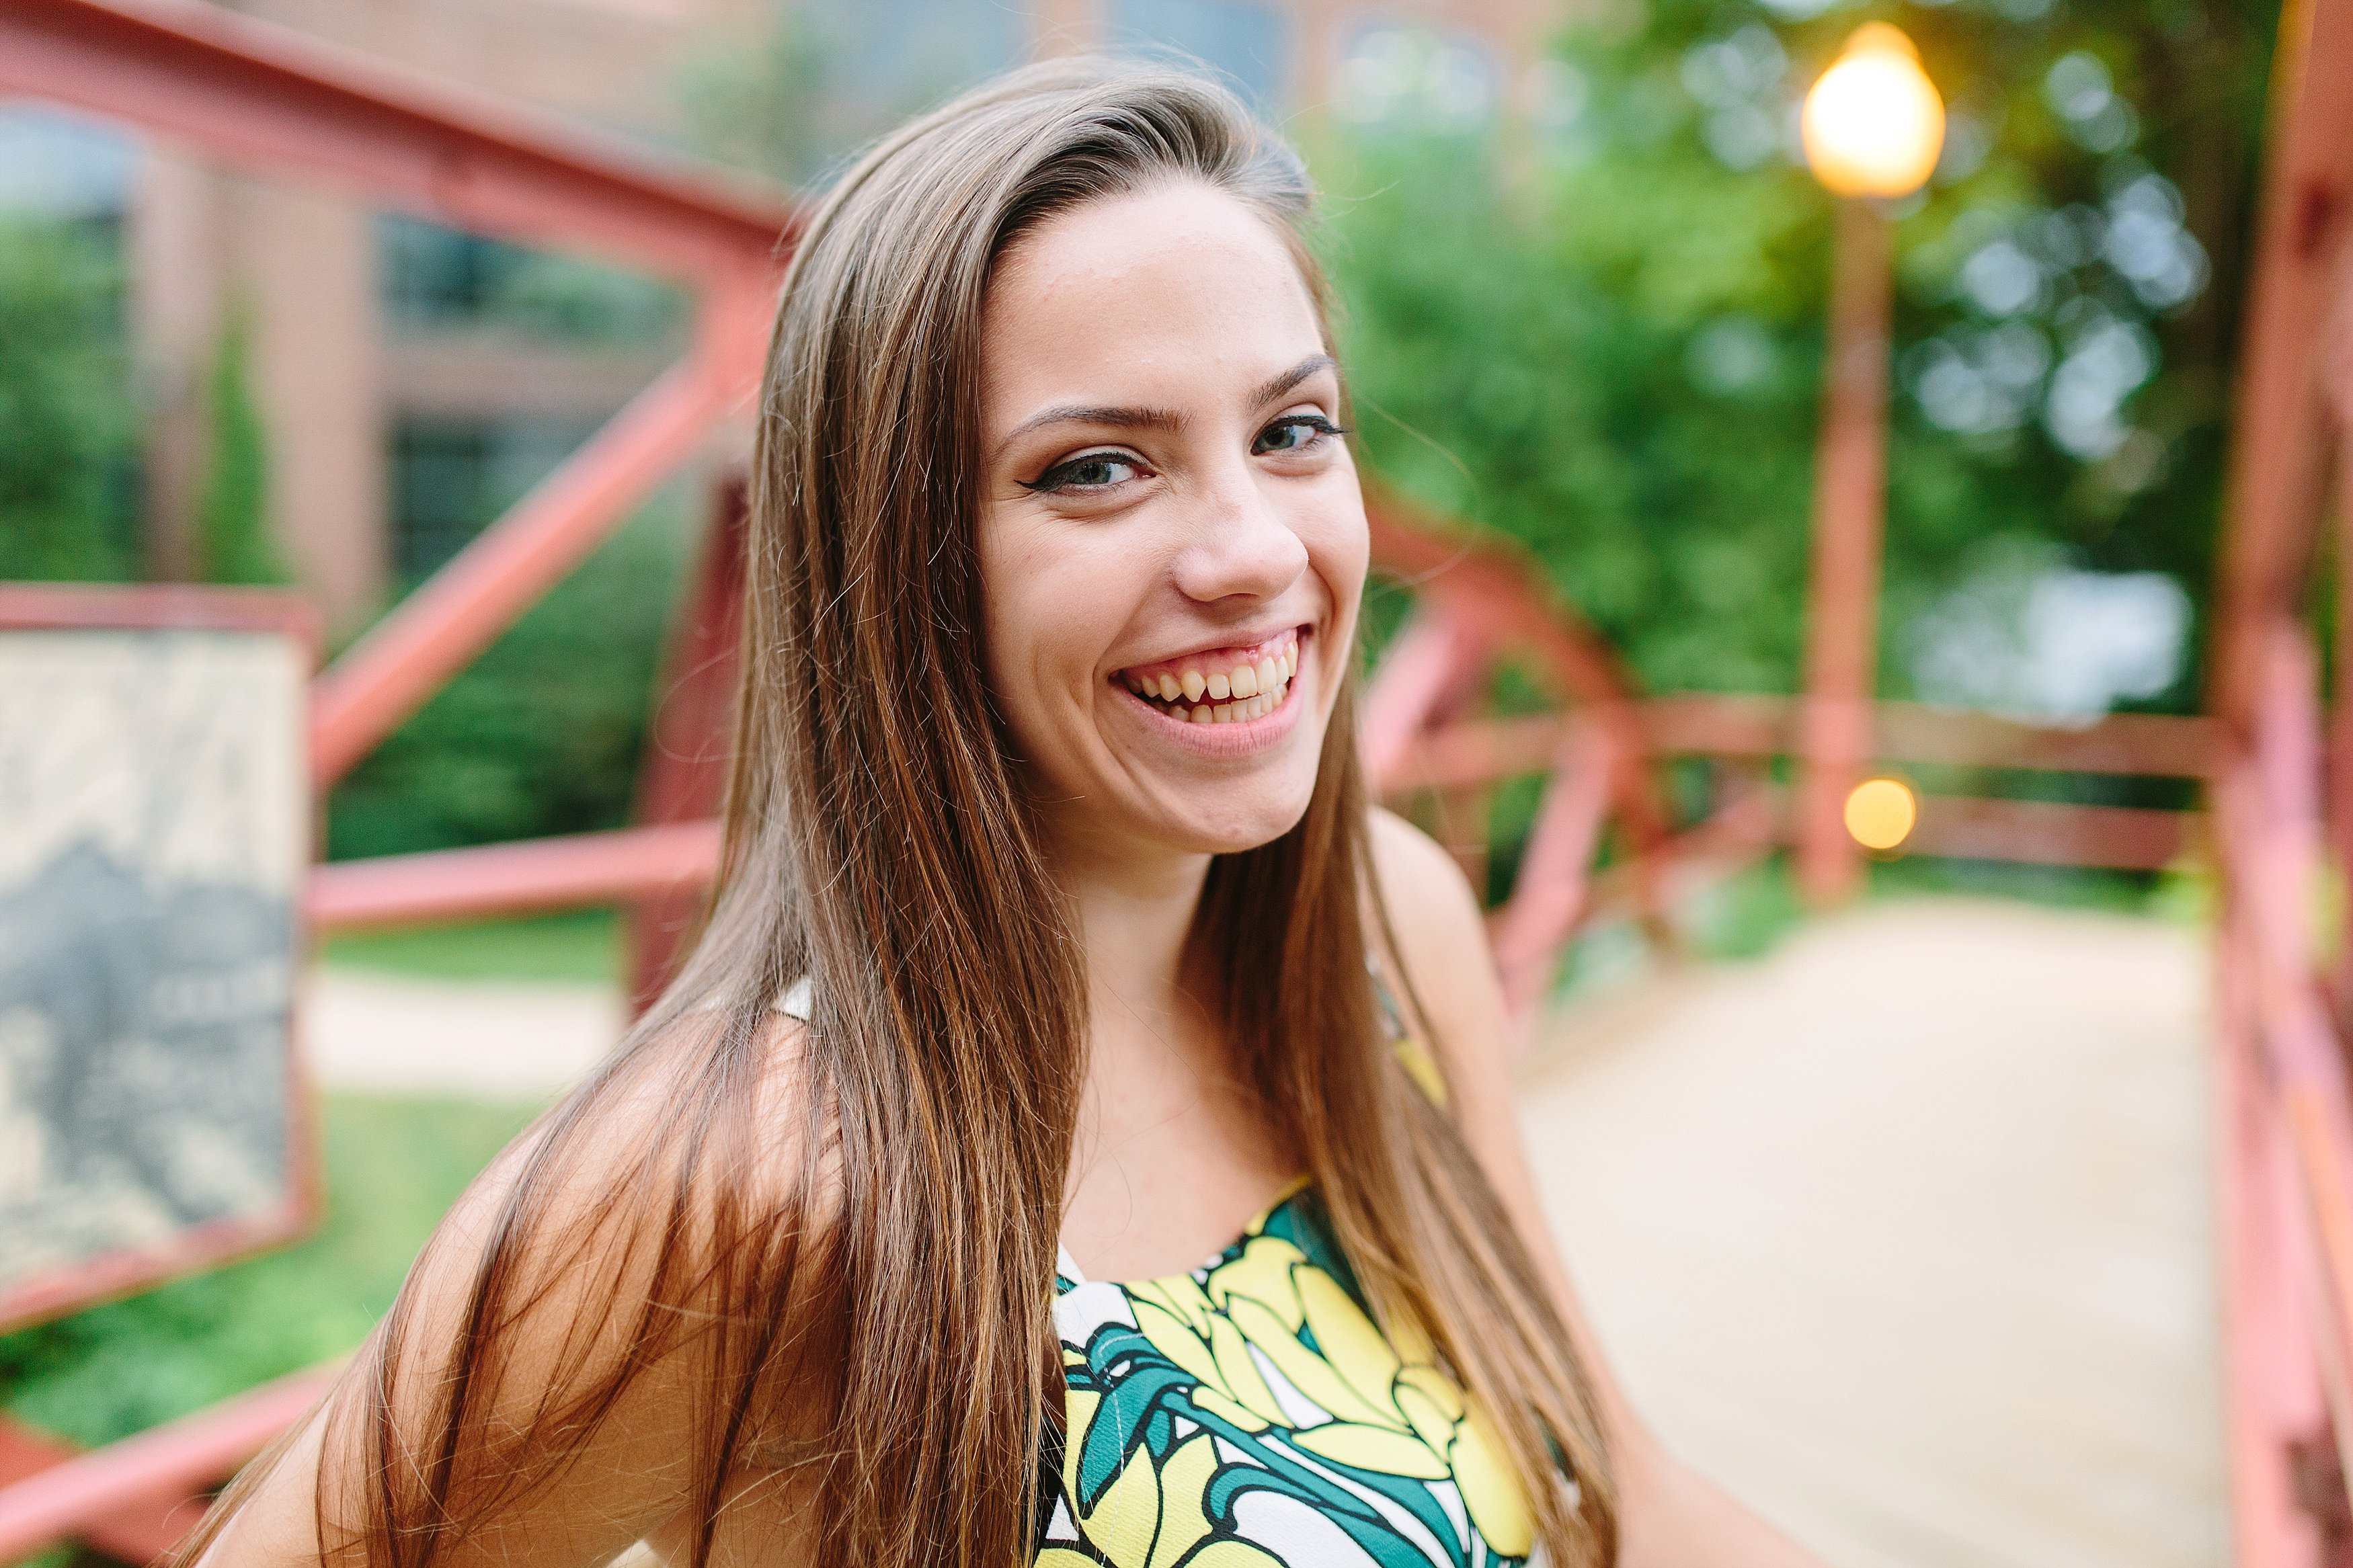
[1250,353,1338,409]
[998,402,1183,456]
[994,354,1340,460]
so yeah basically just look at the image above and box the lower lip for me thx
[1111,645,1311,757]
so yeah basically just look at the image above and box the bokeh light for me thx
[1801,24,1946,200]
[1844,776,1919,852]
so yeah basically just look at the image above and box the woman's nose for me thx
[1169,464,1310,604]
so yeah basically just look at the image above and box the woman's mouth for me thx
[1114,628,1302,725]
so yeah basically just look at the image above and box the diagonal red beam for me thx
[309,349,746,786]
[0,1366,335,1563]
[309,820,721,932]
[0,0,793,283]
[1364,489,1670,872]
[1489,722,1618,1022]
[1359,609,1490,794]
[0,1419,198,1565]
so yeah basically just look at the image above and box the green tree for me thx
[0,218,137,582]
[325,501,688,859]
[1320,0,2277,710]
[194,307,285,585]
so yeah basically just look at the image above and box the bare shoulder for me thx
[200,1004,836,1568]
[1367,805,1488,954]
[433,1003,828,1272]
[1364,807,1512,1087]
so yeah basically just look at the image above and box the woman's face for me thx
[978,179,1367,862]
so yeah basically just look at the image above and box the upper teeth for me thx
[1124,635,1300,725]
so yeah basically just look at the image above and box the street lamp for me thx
[1792,24,1943,905]
[1800,24,1946,200]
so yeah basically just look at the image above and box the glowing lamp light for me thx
[1843,776,1918,852]
[1800,24,1946,200]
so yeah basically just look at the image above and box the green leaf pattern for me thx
[1037,1183,1540,1568]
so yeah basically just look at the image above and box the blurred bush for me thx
[325,500,689,860]
[195,308,286,586]
[0,218,138,581]
[0,1095,536,1446]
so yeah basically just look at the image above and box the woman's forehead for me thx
[981,183,1327,423]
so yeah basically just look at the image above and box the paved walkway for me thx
[303,968,623,1099]
[306,896,2227,1564]
[1520,898,2224,1568]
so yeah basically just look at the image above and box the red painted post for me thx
[2209,0,2353,735]
[627,474,751,1010]
[2216,907,2330,1568]
[2325,311,2353,1016]
[1795,199,1894,907]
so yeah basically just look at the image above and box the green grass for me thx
[318,907,622,984]
[0,1095,539,1448]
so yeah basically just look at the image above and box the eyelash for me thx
[1019,414,1351,494]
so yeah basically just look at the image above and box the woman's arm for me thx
[196,1018,832,1568]
[1366,807,1825,1567]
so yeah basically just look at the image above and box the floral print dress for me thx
[1037,1180,1540,1568]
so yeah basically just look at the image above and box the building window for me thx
[390,415,600,581]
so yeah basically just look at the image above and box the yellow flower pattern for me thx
[1038,1181,1540,1568]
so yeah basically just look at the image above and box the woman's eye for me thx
[1253,415,1346,456]
[1023,450,1146,493]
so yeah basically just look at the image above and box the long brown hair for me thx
[190,58,1615,1568]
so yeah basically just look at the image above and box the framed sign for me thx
[0,585,319,1333]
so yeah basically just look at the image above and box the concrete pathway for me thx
[303,967,623,1100]
[1520,898,2224,1568]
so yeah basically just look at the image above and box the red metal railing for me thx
[2204,0,2353,1554]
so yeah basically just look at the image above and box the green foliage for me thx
[0,218,136,582]
[1320,0,2278,707]
[195,308,285,586]
[321,909,622,983]
[0,1095,536,1448]
[325,503,689,858]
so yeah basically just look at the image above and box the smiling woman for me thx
[182,59,1818,1568]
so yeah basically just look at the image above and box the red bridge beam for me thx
[1378,698,2218,796]
[307,327,764,786]
[309,820,722,932]
[0,1366,335,1563]
[0,0,793,284]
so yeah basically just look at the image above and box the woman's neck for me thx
[1049,822,1297,1272]
[1050,823,1213,1062]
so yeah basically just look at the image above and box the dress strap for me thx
[775,975,813,1021]
[1370,954,1450,1107]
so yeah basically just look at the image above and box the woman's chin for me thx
[1128,786,1318,858]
